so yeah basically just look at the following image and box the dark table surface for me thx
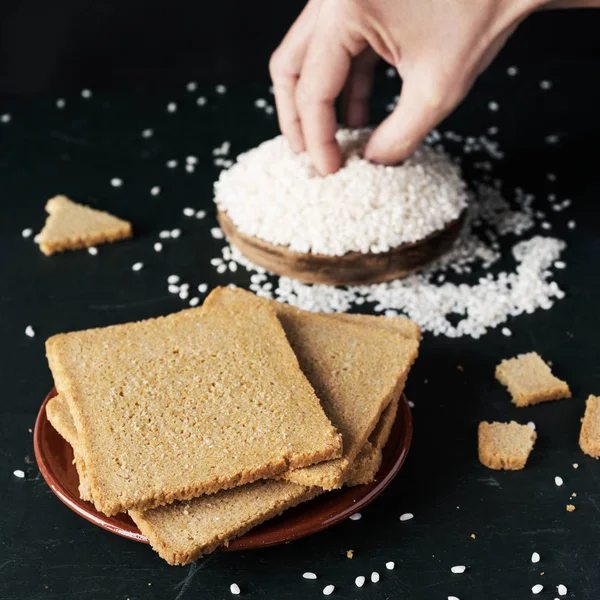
[2,4,600,600]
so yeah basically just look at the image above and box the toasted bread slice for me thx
[46,288,342,516]
[270,300,418,489]
[46,291,417,562]
[39,195,132,256]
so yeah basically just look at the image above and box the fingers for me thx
[364,74,460,165]
[269,0,323,153]
[296,12,363,175]
[342,49,380,128]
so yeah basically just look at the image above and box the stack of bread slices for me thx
[45,287,420,565]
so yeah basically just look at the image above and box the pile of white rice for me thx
[215,128,468,256]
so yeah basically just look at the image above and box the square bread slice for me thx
[495,352,571,407]
[269,301,419,490]
[478,421,537,470]
[579,395,600,457]
[46,288,342,516]
[39,195,132,256]
[47,389,399,565]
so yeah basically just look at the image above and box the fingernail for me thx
[363,155,404,167]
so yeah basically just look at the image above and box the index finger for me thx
[295,21,354,176]
[269,0,323,154]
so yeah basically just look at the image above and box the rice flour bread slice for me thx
[46,288,342,516]
[47,391,399,565]
[478,421,537,470]
[46,300,415,565]
[270,300,419,490]
[579,395,600,457]
[495,352,571,407]
[345,395,400,487]
[39,195,132,256]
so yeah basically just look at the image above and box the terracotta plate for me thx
[34,388,413,551]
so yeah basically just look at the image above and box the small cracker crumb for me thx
[346,549,354,559]
[566,504,576,512]
[470,533,476,539]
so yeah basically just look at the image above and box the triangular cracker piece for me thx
[39,195,132,256]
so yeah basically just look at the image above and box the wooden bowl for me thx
[34,388,413,552]
[218,209,467,286]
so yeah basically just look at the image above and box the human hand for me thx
[270,0,548,175]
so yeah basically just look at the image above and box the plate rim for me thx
[34,387,412,552]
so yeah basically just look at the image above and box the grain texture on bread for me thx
[345,395,399,487]
[579,395,600,457]
[48,390,399,565]
[271,301,418,489]
[46,395,93,502]
[46,289,342,516]
[478,421,537,470]
[328,312,421,342]
[495,352,571,407]
[45,293,417,563]
[129,481,320,565]
[39,195,132,256]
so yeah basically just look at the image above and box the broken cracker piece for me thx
[495,352,570,407]
[39,195,132,256]
[478,421,537,470]
[579,395,600,457]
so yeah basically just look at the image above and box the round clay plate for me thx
[34,388,412,551]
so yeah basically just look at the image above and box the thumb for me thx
[364,74,456,165]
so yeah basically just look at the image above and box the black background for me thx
[2,3,600,599]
